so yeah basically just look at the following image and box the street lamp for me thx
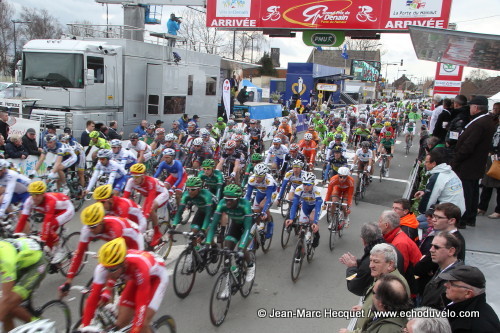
[384,62,399,82]
[243,32,255,63]
[12,20,31,66]
[362,43,382,60]
[396,69,406,82]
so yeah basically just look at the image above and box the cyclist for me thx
[206,123,220,141]
[242,153,263,188]
[298,133,317,170]
[324,167,354,230]
[315,119,329,141]
[125,163,169,246]
[323,146,348,183]
[59,133,86,187]
[89,130,111,150]
[380,121,395,139]
[170,120,185,144]
[81,237,168,333]
[198,159,224,201]
[0,160,30,218]
[216,140,244,183]
[185,137,213,170]
[248,119,264,153]
[305,125,320,145]
[127,133,152,163]
[326,134,347,158]
[334,125,347,142]
[214,117,226,134]
[285,172,322,248]
[276,159,306,205]
[265,137,289,173]
[371,117,384,138]
[281,143,306,176]
[185,121,200,147]
[219,120,237,145]
[84,149,128,197]
[353,123,371,147]
[377,131,395,177]
[273,129,290,146]
[234,133,250,160]
[93,184,147,233]
[141,124,156,145]
[0,238,47,332]
[403,120,416,146]
[204,184,255,291]
[320,132,335,155]
[150,128,167,152]
[110,139,137,170]
[278,117,292,141]
[163,133,183,160]
[200,129,218,152]
[15,181,75,263]
[353,141,373,179]
[153,148,187,206]
[245,163,277,225]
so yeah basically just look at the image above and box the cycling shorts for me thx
[119,266,169,311]
[165,172,188,192]
[61,155,78,169]
[113,175,128,192]
[191,209,206,230]
[357,160,370,171]
[77,154,86,171]
[13,256,48,300]
[12,192,30,206]
[330,187,350,202]
[298,204,315,223]
[225,221,249,247]
[252,188,277,208]
[382,146,393,155]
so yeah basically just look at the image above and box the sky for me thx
[8,0,500,83]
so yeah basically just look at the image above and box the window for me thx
[188,75,193,95]
[87,56,104,83]
[276,81,286,92]
[164,96,186,114]
[205,76,217,95]
[148,95,159,114]
[23,52,84,88]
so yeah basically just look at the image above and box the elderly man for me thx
[428,94,443,133]
[22,128,43,156]
[133,120,148,137]
[107,120,122,140]
[339,243,409,333]
[405,306,452,333]
[392,198,419,243]
[442,265,500,332]
[421,232,463,310]
[5,134,28,159]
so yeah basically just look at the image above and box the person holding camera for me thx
[167,13,181,47]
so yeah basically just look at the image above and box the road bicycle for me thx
[248,212,274,253]
[405,134,413,155]
[354,169,370,205]
[280,199,300,249]
[325,201,347,251]
[290,222,315,282]
[379,154,390,181]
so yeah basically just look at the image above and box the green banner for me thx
[302,30,345,47]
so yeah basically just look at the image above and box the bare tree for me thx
[19,7,63,41]
[345,38,381,51]
[466,68,490,83]
[67,20,98,38]
[236,31,266,63]
[179,9,228,54]
[0,2,14,76]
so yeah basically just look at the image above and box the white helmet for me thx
[97,149,113,159]
[304,133,313,140]
[165,133,177,141]
[253,163,269,176]
[110,139,122,147]
[162,148,176,156]
[200,128,210,137]
[338,167,350,176]
[193,138,204,146]
[245,112,250,117]
[9,319,57,333]
[0,159,10,170]
[301,172,316,184]
[272,137,281,144]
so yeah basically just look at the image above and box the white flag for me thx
[222,79,231,121]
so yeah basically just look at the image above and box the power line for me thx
[454,14,499,23]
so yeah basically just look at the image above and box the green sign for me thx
[302,30,345,47]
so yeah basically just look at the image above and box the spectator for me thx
[5,134,28,159]
[167,13,181,47]
[22,128,43,156]
[0,134,5,158]
[429,94,443,133]
[133,120,148,137]
[414,149,465,224]
[442,265,500,332]
[452,96,497,228]
[237,86,249,105]
[405,306,452,333]
[107,121,122,140]
[80,120,95,146]
[339,243,410,333]
[192,115,200,128]
[445,95,469,149]
[0,111,13,139]
[100,125,109,140]
[178,114,189,131]
[478,102,500,219]
[363,275,412,333]
[154,119,164,129]
[421,232,463,310]
[392,198,419,243]
[40,124,57,148]
[431,203,466,261]
[432,98,453,142]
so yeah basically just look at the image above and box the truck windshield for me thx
[22,52,84,88]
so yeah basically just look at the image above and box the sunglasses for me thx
[106,265,122,273]
[339,176,347,179]
[187,188,199,192]
[224,197,238,201]
[131,174,143,178]
[303,183,313,186]
[88,223,101,229]
[430,244,448,250]
[202,167,213,170]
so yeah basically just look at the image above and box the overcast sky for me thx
[8,0,500,82]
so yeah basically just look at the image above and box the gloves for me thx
[99,288,112,304]
[230,172,236,178]
[367,166,372,172]
[237,251,245,258]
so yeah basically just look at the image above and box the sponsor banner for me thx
[434,80,462,88]
[316,83,338,92]
[434,62,463,95]
[222,79,231,121]
[206,0,452,31]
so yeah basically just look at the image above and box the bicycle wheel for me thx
[173,249,197,299]
[338,211,345,238]
[68,181,85,212]
[261,217,273,253]
[329,213,337,251]
[38,300,71,333]
[361,176,367,199]
[78,278,93,316]
[326,207,333,224]
[379,162,385,182]
[152,315,177,333]
[280,199,290,218]
[206,246,222,276]
[155,222,173,260]
[180,203,194,225]
[59,231,85,277]
[209,272,232,327]
[306,240,315,263]
[280,221,292,249]
[290,241,303,282]
[240,251,256,297]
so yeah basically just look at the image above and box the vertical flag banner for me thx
[222,79,231,120]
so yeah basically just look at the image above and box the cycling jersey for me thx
[305,130,320,142]
[326,141,347,160]
[0,238,42,283]
[220,150,245,163]
[126,140,152,161]
[298,139,317,164]
[89,137,111,149]
[403,124,415,134]
[372,122,384,132]
[67,216,144,280]
[86,160,128,192]
[289,185,323,224]
[248,126,262,139]
[278,124,292,136]
[107,196,147,233]
[380,127,395,138]
[235,143,249,160]
[354,128,371,137]
[380,138,395,149]
[68,140,86,170]
[245,174,277,212]
[43,142,78,167]
[0,169,30,216]
[278,170,306,200]
[123,176,169,217]
[355,148,373,162]
[201,137,218,152]
[154,159,184,183]
[83,250,168,333]
[186,146,213,163]
[172,189,214,229]
[198,169,224,199]
[265,144,289,164]
[113,148,137,169]
[325,175,355,206]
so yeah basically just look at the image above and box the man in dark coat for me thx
[442,265,500,333]
[452,96,497,228]
[5,134,28,159]
[22,128,43,156]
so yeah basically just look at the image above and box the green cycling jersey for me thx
[355,128,371,137]
[89,137,111,149]
[172,189,215,228]
[371,123,384,129]
[198,169,224,200]
[0,238,42,284]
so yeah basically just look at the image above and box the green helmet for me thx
[327,132,334,139]
[251,153,263,162]
[223,184,242,197]
[217,117,224,122]
[318,119,324,125]
[315,113,321,118]
[185,177,203,188]
[89,131,100,138]
[201,159,216,168]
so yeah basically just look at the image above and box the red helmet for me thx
[225,140,236,149]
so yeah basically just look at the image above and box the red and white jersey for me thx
[109,196,147,233]
[123,175,167,198]
[20,192,73,217]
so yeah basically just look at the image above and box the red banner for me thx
[206,0,453,31]
[433,62,463,96]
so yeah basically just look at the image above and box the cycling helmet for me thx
[253,163,269,176]
[333,146,343,153]
[45,133,58,142]
[201,159,216,168]
[186,176,203,188]
[318,119,324,125]
[188,121,196,127]
[97,149,113,159]
[172,120,180,125]
[234,128,244,135]
[272,137,282,144]
[245,112,250,117]
[162,148,176,156]
[155,128,166,134]
[193,138,204,146]
[384,122,391,126]
[327,132,334,139]
[130,163,147,174]
[81,202,105,226]
[251,153,263,162]
[205,123,213,129]
[217,117,224,122]
[223,184,243,197]
[165,133,176,141]
[334,134,343,140]
[0,159,9,170]
[98,237,127,267]
[301,172,316,184]
[338,167,350,176]
[89,131,100,139]
[385,131,392,137]
[361,141,371,148]
[304,133,313,140]
[110,139,122,147]
[9,319,57,333]
[129,133,139,140]
[147,124,156,130]
[28,181,47,194]
[93,184,113,200]
[60,134,71,142]
[200,128,210,137]
[234,134,243,142]
[250,119,257,124]
[227,120,236,126]
[289,144,299,151]
[282,117,289,122]
[225,140,236,149]
[291,159,304,168]
[315,113,321,118]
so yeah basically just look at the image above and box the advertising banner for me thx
[433,62,463,96]
[206,0,453,31]
[222,79,231,120]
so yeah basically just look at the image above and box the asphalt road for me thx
[26,134,419,332]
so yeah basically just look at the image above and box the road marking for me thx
[380,177,408,183]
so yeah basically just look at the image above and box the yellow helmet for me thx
[93,184,113,201]
[81,202,105,226]
[130,163,146,175]
[384,122,391,127]
[28,181,47,194]
[98,237,127,267]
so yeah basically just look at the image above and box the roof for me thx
[307,49,381,68]
[460,76,500,98]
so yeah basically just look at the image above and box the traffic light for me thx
[401,59,404,66]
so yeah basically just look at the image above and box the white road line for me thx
[380,177,408,183]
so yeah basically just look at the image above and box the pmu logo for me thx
[222,0,246,8]
[406,0,426,9]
